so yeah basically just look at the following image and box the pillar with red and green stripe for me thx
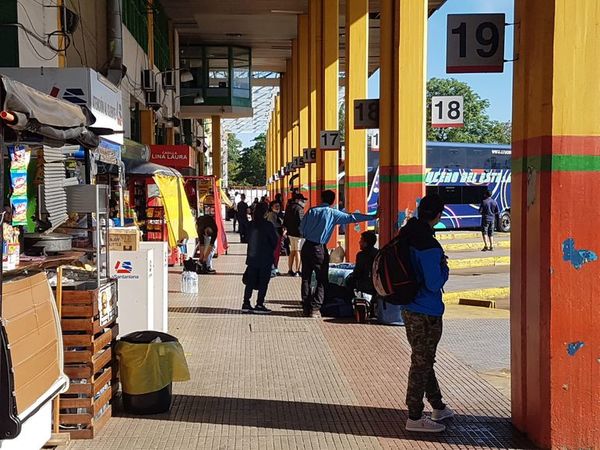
[378,0,427,245]
[510,1,600,448]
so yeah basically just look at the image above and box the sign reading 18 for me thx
[434,99,461,121]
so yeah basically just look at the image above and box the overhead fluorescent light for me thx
[271,9,303,14]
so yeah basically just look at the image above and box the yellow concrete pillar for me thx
[166,128,175,145]
[308,0,322,207]
[344,0,369,262]
[140,110,155,145]
[286,58,294,196]
[291,38,300,193]
[211,115,222,185]
[147,1,155,64]
[510,1,600,448]
[379,0,426,244]
[139,1,156,147]
[320,0,339,247]
[279,76,288,199]
[275,95,283,197]
[298,15,310,198]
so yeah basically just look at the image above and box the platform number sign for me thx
[303,148,317,163]
[446,14,505,73]
[320,130,341,150]
[431,96,464,128]
[293,156,305,169]
[354,99,380,129]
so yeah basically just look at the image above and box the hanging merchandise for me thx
[40,147,69,230]
[8,145,31,226]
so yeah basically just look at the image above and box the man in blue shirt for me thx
[299,190,376,317]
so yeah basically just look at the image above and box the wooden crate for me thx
[60,282,118,329]
[57,283,119,439]
[60,356,114,438]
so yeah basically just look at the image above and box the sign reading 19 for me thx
[446,14,506,74]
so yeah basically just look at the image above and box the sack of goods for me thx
[375,297,404,326]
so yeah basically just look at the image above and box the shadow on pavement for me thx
[168,306,303,318]
[115,395,534,448]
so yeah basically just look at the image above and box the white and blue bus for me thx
[366,141,512,231]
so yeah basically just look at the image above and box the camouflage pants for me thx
[402,310,445,420]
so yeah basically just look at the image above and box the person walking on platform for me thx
[266,200,284,276]
[479,190,499,251]
[299,190,377,318]
[399,194,453,433]
[283,193,306,276]
[232,191,241,232]
[236,194,250,243]
[242,202,278,314]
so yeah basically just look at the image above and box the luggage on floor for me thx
[352,291,376,323]
[320,297,354,318]
[320,282,354,318]
[375,298,404,326]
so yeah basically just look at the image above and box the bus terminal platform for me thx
[67,227,533,450]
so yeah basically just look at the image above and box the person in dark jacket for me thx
[479,190,499,251]
[242,202,278,314]
[283,193,307,276]
[236,194,250,243]
[266,200,284,276]
[347,230,378,294]
[195,214,218,273]
[398,194,452,433]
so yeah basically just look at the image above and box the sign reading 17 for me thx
[320,131,341,150]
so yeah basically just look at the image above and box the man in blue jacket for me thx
[399,194,453,433]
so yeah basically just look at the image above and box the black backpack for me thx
[371,234,419,305]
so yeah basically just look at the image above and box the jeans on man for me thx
[300,241,330,314]
[402,310,446,420]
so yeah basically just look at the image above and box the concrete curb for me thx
[447,256,510,270]
[437,232,510,241]
[443,241,511,252]
[444,287,510,305]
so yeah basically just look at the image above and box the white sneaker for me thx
[431,406,454,422]
[405,415,446,433]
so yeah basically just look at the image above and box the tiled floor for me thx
[68,231,534,450]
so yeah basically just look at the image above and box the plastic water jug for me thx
[181,271,198,294]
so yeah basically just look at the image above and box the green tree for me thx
[231,134,266,186]
[226,133,243,180]
[427,77,511,144]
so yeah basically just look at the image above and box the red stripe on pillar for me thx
[513,135,600,159]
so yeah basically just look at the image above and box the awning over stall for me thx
[125,160,197,248]
[153,174,198,249]
[0,75,101,148]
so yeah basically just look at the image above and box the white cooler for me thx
[110,249,154,337]
[140,242,169,332]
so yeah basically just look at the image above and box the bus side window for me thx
[462,186,489,204]
[438,186,461,204]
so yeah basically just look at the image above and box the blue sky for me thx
[240,0,514,147]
